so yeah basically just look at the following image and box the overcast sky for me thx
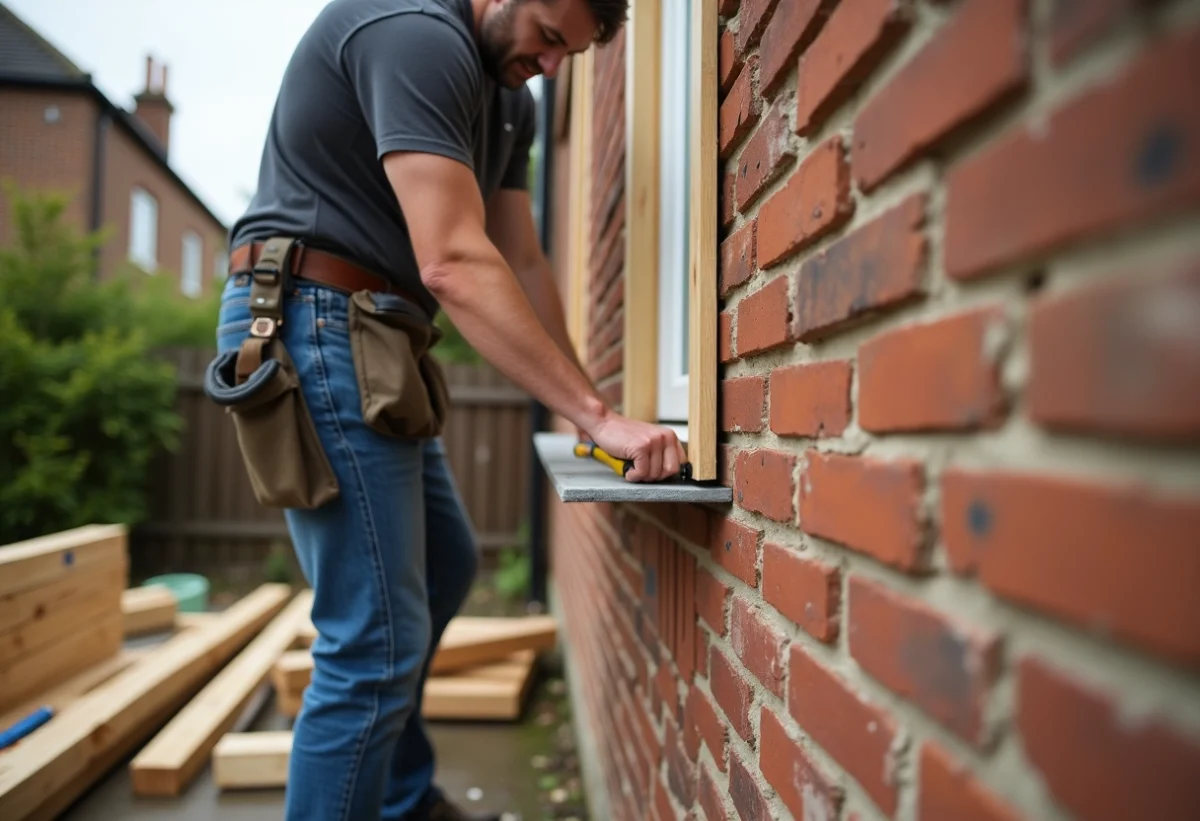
[7,0,541,229]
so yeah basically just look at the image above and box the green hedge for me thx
[0,186,219,544]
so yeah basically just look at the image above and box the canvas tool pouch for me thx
[203,237,339,509]
[347,290,449,439]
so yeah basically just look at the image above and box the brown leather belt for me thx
[229,241,423,306]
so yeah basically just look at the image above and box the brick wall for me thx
[551,1,1200,820]
[100,124,226,295]
[0,88,97,242]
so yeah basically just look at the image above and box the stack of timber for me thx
[0,525,129,715]
[213,613,558,790]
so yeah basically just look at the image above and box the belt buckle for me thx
[250,316,278,338]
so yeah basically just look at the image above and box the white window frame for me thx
[128,187,158,271]
[181,230,203,297]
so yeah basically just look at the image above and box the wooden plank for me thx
[567,47,594,358]
[0,525,127,598]
[129,589,313,797]
[0,556,125,635]
[0,583,122,668]
[271,649,313,694]
[0,649,144,733]
[423,650,537,721]
[174,612,220,632]
[688,0,719,481]
[121,586,178,637]
[623,0,661,422]
[212,731,292,790]
[0,583,292,821]
[0,610,123,713]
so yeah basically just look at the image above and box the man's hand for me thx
[587,415,688,483]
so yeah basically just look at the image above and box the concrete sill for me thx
[533,432,734,504]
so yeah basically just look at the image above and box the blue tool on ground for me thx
[0,706,55,750]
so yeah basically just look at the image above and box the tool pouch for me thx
[203,238,340,509]
[347,290,449,439]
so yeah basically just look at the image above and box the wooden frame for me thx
[566,49,595,361]
[619,0,718,481]
[622,0,661,424]
[688,0,718,481]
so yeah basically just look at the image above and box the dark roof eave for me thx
[0,73,229,237]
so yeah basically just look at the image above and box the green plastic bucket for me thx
[142,573,210,613]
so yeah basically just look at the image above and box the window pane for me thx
[181,231,202,297]
[128,188,158,271]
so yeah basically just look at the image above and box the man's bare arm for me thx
[383,151,684,481]
[485,188,593,390]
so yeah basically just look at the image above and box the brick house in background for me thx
[0,3,227,297]
[538,1,1200,820]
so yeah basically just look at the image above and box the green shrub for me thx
[0,185,212,544]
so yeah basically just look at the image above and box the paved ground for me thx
[57,630,557,821]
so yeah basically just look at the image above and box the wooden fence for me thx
[130,348,532,582]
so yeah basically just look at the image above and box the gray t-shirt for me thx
[230,0,536,315]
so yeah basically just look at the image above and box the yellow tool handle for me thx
[573,442,693,482]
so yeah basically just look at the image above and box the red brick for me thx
[1029,264,1200,441]
[849,576,1002,745]
[1018,657,1200,821]
[730,597,787,696]
[760,709,841,821]
[719,55,760,158]
[726,754,769,821]
[944,26,1200,279]
[1049,0,1135,66]
[695,628,710,678]
[762,542,840,642]
[796,0,913,134]
[709,647,754,742]
[719,28,742,94]
[656,661,680,723]
[654,773,677,821]
[719,444,737,489]
[720,219,757,297]
[722,171,736,229]
[942,470,1200,668]
[858,307,1008,432]
[800,452,926,572]
[789,647,899,816]
[853,0,1028,191]
[641,503,711,549]
[696,566,730,635]
[719,311,735,363]
[634,697,662,767]
[699,766,729,821]
[721,377,765,433]
[792,193,926,341]
[719,0,740,17]
[666,716,697,808]
[736,103,795,211]
[734,0,783,56]
[769,359,852,438]
[919,741,1022,821]
[735,448,797,523]
[710,516,758,588]
[590,340,623,382]
[735,275,790,356]
[685,687,729,772]
[757,135,853,268]
[759,0,829,98]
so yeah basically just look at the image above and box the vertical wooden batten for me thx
[623,0,662,422]
[567,51,595,363]
[688,0,718,481]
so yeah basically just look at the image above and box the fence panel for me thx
[130,349,531,581]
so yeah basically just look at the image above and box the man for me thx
[215,0,683,818]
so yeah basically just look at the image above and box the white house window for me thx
[128,187,158,271]
[181,231,203,297]
[656,0,693,422]
[214,249,229,283]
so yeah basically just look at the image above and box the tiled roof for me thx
[0,2,86,81]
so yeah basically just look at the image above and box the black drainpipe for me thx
[88,104,110,277]
[527,76,556,609]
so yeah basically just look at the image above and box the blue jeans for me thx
[217,276,479,820]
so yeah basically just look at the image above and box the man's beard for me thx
[478,0,523,88]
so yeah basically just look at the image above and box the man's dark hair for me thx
[586,0,629,44]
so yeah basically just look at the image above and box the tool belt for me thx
[203,237,449,510]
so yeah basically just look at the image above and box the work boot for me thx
[424,795,516,821]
